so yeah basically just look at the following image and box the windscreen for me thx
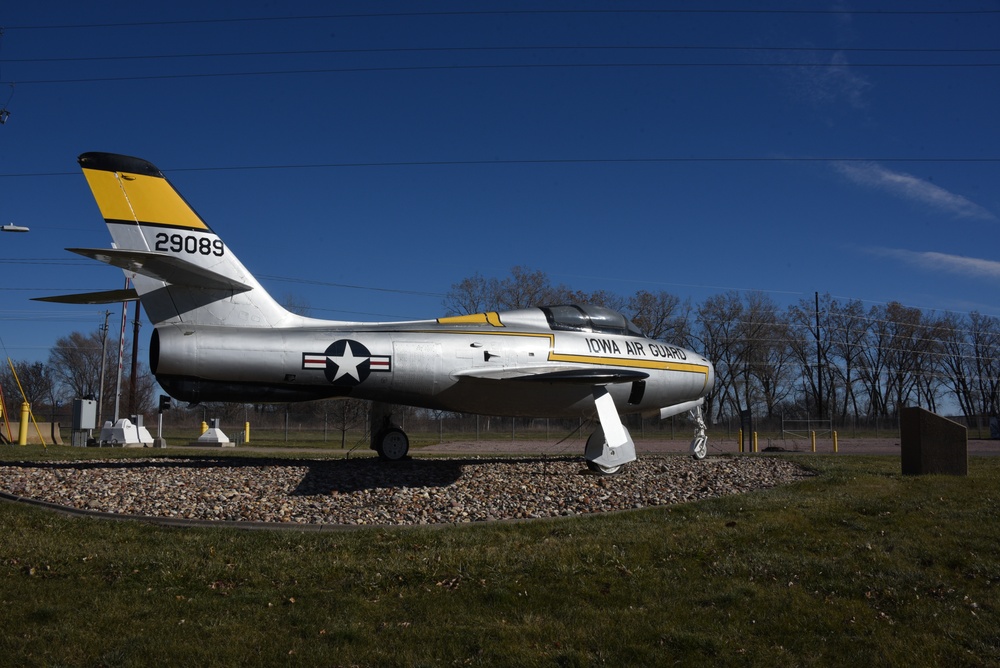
[541,304,646,336]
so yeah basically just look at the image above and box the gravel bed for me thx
[0,455,811,527]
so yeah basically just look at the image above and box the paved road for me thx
[170,436,999,458]
[418,437,1000,457]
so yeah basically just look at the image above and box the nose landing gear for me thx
[690,405,708,460]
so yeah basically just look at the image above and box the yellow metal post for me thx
[833,431,839,453]
[18,402,29,445]
[8,358,44,446]
[811,430,816,453]
[738,428,743,453]
[752,432,758,453]
[244,422,250,444]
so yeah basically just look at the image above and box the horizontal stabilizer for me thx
[67,248,253,292]
[453,366,648,384]
[32,288,138,304]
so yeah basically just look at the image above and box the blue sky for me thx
[0,2,998,365]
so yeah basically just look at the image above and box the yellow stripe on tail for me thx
[80,153,209,231]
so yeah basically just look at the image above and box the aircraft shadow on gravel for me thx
[3,455,585,496]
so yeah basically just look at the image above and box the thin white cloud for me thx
[835,162,996,221]
[866,247,1000,280]
[825,51,870,109]
[784,50,872,109]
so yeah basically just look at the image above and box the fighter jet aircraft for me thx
[53,152,715,473]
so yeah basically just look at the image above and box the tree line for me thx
[445,267,1000,423]
[1,330,155,426]
[5,267,998,428]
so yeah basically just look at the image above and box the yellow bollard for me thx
[811,430,816,453]
[752,432,758,453]
[18,402,29,446]
[738,428,743,453]
[833,430,839,453]
[200,421,208,435]
[245,421,250,444]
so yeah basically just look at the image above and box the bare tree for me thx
[883,302,936,414]
[738,291,792,419]
[1,360,56,410]
[695,291,743,422]
[825,298,868,419]
[557,288,628,313]
[627,290,692,345]
[941,311,1000,419]
[48,330,106,400]
[281,293,312,317]
[494,266,555,310]
[969,312,1000,417]
[326,398,370,448]
[938,312,977,418]
[48,329,145,423]
[444,273,493,315]
[445,266,626,314]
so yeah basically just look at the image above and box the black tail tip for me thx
[78,152,163,177]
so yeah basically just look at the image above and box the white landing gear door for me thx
[585,386,637,469]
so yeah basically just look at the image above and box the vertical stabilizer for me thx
[77,152,297,328]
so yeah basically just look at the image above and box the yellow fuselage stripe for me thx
[436,312,504,327]
[427,328,711,378]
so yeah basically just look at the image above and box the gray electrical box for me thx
[72,399,97,430]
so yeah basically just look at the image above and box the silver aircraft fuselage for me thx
[151,307,714,419]
[48,152,717,468]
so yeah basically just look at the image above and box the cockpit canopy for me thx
[540,304,645,337]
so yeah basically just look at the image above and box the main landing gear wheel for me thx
[585,430,623,476]
[586,460,623,475]
[375,427,409,461]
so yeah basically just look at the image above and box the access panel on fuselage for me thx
[392,342,442,397]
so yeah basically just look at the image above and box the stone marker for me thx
[900,406,967,476]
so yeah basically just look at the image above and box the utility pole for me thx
[128,300,141,416]
[815,291,823,421]
[97,310,111,428]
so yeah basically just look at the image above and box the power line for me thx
[2,155,998,180]
[8,60,1000,86]
[6,44,998,64]
[4,8,999,30]
[261,274,446,299]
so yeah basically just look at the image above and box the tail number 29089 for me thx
[154,233,225,257]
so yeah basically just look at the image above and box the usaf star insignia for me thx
[302,339,391,387]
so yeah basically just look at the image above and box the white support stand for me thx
[584,386,637,469]
[192,419,233,447]
[98,418,154,447]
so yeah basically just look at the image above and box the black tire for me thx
[586,460,623,476]
[375,427,409,461]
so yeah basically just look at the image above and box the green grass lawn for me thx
[1,452,998,666]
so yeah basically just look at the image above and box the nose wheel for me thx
[691,434,708,460]
[689,405,708,460]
